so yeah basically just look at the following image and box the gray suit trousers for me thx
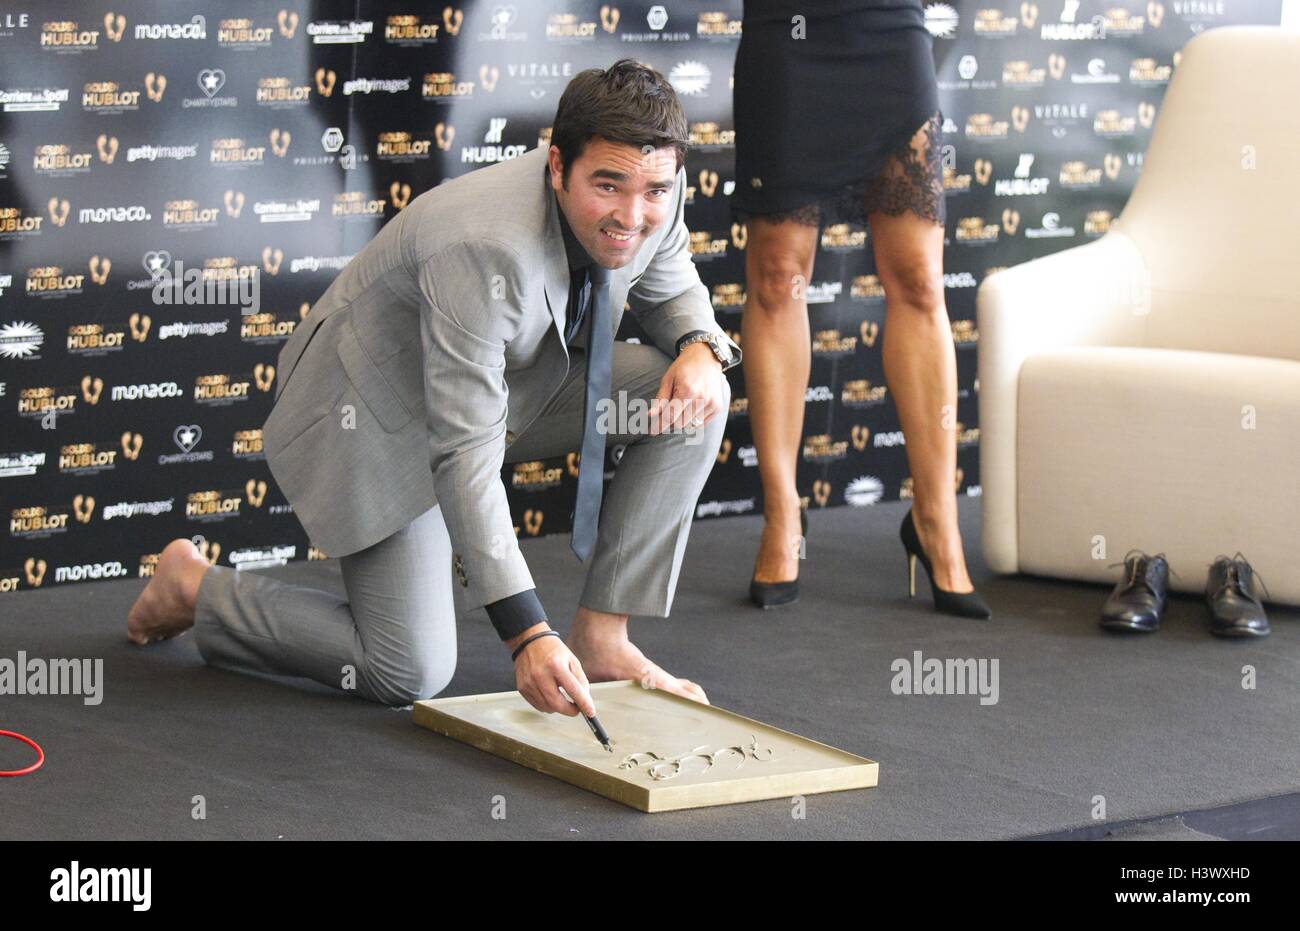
[193,341,729,705]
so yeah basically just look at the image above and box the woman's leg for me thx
[740,214,820,584]
[867,115,974,593]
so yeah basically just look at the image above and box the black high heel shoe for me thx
[749,509,808,609]
[899,508,992,619]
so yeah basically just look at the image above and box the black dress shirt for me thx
[482,191,595,641]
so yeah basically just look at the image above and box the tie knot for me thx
[588,264,611,286]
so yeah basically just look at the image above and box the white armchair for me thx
[976,26,1300,605]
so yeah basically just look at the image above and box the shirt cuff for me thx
[484,588,548,641]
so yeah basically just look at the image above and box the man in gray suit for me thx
[127,60,741,717]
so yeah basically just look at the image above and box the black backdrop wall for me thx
[0,1,1283,591]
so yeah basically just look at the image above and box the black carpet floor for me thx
[3,497,1297,840]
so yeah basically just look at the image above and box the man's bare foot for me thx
[569,611,709,705]
[126,538,210,645]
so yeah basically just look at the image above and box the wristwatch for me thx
[675,329,740,371]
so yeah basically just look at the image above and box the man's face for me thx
[548,138,677,270]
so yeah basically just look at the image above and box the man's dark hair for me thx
[551,58,689,189]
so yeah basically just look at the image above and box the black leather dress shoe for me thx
[1206,553,1270,638]
[1100,550,1169,632]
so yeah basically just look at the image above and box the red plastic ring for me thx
[0,729,45,777]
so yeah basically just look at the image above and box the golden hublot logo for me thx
[1003,61,1046,87]
[20,385,77,417]
[1060,160,1103,188]
[240,313,294,342]
[688,121,734,147]
[1130,58,1172,84]
[66,322,125,353]
[219,17,274,46]
[59,442,114,469]
[842,379,888,406]
[256,76,312,105]
[966,113,1009,139]
[546,12,597,39]
[973,9,1018,36]
[697,11,741,36]
[851,276,887,302]
[1094,109,1137,135]
[512,460,564,490]
[802,434,848,463]
[377,131,433,159]
[812,328,857,357]
[187,490,243,518]
[422,72,474,99]
[162,198,219,229]
[688,230,728,258]
[12,506,68,535]
[194,373,252,402]
[82,80,140,111]
[821,224,868,251]
[956,217,1000,244]
[1104,7,1145,34]
[333,191,387,219]
[952,320,979,345]
[33,143,93,173]
[1084,210,1113,236]
[26,265,83,294]
[710,282,744,310]
[211,137,267,165]
[385,14,441,42]
[41,20,101,49]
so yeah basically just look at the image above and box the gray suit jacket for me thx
[262,144,741,612]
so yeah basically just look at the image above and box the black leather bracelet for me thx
[510,629,560,662]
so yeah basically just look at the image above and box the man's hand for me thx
[507,622,597,716]
[649,342,726,434]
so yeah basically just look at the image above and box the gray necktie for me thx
[571,263,611,562]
